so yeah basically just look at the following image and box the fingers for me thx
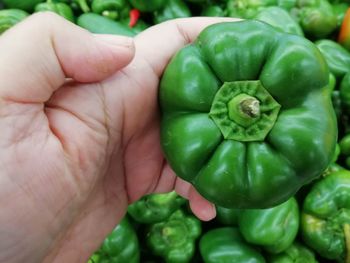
[132,17,240,77]
[175,177,216,221]
[0,12,134,103]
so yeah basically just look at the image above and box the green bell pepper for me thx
[91,0,130,20]
[153,0,191,24]
[127,191,185,224]
[77,12,136,36]
[146,209,201,263]
[254,6,304,36]
[199,227,266,263]
[160,20,337,209]
[2,0,44,12]
[290,0,338,38]
[238,197,299,253]
[315,39,350,79]
[301,170,350,262]
[0,9,28,34]
[268,242,318,263]
[89,217,140,263]
[35,0,75,22]
[129,0,167,12]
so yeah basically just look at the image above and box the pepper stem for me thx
[77,0,90,13]
[344,223,350,263]
[228,93,260,127]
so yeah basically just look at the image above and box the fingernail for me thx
[95,34,134,49]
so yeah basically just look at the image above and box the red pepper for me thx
[129,9,140,27]
[338,8,350,50]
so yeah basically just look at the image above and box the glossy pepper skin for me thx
[315,39,350,79]
[153,0,191,24]
[2,0,44,12]
[91,0,130,20]
[268,242,318,263]
[129,0,166,12]
[254,6,304,36]
[77,12,136,36]
[89,217,140,263]
[199,227,266,263]
[160,20,337,209]
[35,0,75,22]
[238,197,299,253]
[127,191,185,224]
[146,209,201,263]
[301,170,350,262]
[0,9,28,34]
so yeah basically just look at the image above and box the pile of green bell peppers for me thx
[4,1,350,262]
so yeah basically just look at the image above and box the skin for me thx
[0,12,237,263]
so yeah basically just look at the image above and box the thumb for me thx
[0,12,134,103]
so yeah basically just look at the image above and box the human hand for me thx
[0,13,236,263]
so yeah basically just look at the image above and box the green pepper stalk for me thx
[146,209,201,263]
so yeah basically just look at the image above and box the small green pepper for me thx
[0,9,28,34]
[127,191,185,224]
[77,12,136,36]
[301,170,350,262]
[199,227,266,263]
[146,209,201,263]
[35,0,75,22]
[254,6,304,36]
[90,217,140,263]
[315,39,350,79]
[238,197,299,253]
[268,242,319,263]
[291,0,338,38]
[153,0,191,24]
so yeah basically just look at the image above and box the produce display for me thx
[1,0,350,262]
